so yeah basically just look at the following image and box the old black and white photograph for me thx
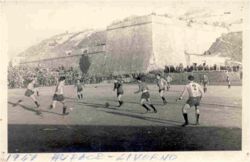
[1,0,250,161]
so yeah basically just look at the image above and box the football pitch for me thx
[7,84,242,152]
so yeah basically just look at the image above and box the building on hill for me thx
[15,14,230,76]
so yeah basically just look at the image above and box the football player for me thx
[201,74,209,93]
[166,75,172,91]
[177,75,204,126]
[23,77,41,114]
[134,76,157,113]
[226,71,231,88]
[75,79,84,99]
[113,76,124,107]
[49,76,69,115]
[156,74,168,105]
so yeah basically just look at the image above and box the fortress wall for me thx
[18,15,229,76]
[152,17,186,68]
[105,16,153,75]
[21,55,81,69]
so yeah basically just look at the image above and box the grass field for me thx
[8,84,242,152]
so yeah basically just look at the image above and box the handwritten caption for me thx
[2,153,177,162]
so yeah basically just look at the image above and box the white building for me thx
[185,51,230,67]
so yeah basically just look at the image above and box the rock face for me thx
[151,16,226,68]
[18,14,230,75]
[208,32,242,62]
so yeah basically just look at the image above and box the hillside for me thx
[18,29,106,62]
[207,32,242,62]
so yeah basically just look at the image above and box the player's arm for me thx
[163,79,168,89]
[198,85,204,98]
[113,83,116,91]
[178,85,187,100]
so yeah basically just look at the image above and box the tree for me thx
[79,54,91,74]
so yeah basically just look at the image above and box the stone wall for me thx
[18,15,229,76]
[20,55,82,69]
[152,16,186,68]
[104,15,153,75]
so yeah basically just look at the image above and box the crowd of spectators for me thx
[8,63,242,89]
[8,65,81,88]
[164,63,241,73]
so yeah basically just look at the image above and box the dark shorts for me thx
[25,89,34,97]
[77,87,83,92]
[203,81,208,85]
[186,97,201,107]
[53,94,65,101]
[141,92,150,100]
[159,88,165,93]
[117,91,124,97]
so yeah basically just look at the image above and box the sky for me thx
[1,0,246,58]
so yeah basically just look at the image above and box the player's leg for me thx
[195,106,200,125]
[13,98,23,107]
[60,99,69,115]
[228,80,231,88]
[50,94,58,109]
[141,98,150,112]
[30,94,40,108]
[182,104,190,126]
[203,83,207,93]
[30,94,41,114]
[160,90,167,105]
[118,94,123,107]
[167,83,170,91]
[146,98,157,113]
[80,92,83,99]
[77,91,81,99]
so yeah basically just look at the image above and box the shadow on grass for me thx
[8,124,242,153]
[100,110,182,125]
[8,101,64,116]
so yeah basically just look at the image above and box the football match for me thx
[5,0,243,153]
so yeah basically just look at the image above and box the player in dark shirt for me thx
[113,76,124,107]
[134,76,157,113]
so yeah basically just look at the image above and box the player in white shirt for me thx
[177,75,204,126]
[156,74,168,105]
[49,76,69,115]
[201,74,209,93]
[166,75,172,91]
[226,71,231,88]
[19,77,41,114]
